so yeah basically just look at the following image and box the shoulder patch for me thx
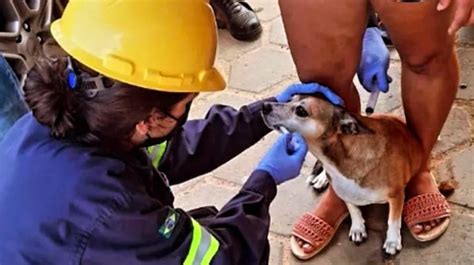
[159,208,180,239]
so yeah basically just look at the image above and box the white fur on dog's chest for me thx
[323,163,387,206]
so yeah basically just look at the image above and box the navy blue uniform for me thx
[0,99,277,265]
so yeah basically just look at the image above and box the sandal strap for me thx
[292,213,335,245]
[403,193,451,227]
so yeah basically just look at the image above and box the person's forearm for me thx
[160,98,276,185]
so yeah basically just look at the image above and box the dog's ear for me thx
[334,109,373,135]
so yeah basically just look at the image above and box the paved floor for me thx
[174,2,473,264]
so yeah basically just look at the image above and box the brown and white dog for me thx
[261,95,423,255]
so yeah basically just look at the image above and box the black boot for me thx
[211,0,262,41]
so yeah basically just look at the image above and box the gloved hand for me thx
[276,83,344,106]
[357,28,391,93]
[256,133,308,185]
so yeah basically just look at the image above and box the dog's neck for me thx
[308,123,385,185]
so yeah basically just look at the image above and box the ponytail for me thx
[24,58,79,138]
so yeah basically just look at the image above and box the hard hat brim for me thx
[51,21,226,93]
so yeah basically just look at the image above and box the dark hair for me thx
[24,57,190,150]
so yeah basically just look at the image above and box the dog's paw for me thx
[383,236,402,256]
[349,224,368,244]
[306,171,329,192]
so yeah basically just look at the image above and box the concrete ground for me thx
[174,2,474,264]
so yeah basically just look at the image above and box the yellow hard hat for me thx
[51,0,226,93]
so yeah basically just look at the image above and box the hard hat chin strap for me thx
[66,56,108,98]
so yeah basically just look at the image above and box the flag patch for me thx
[159,209,180,239]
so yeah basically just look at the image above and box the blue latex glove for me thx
[357,28,391,93]
[256,133,308,185]
[276,83,344,106]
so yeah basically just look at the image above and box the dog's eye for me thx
[295,106,309,118]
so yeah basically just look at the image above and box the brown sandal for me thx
[290,212,348,260]
[403,193,451,242]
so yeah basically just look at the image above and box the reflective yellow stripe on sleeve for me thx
[146,142,168,168]
[183,219,220,265]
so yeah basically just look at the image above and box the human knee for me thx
[401,46,455,76]
[296,66,361,112]
[296,62,355,89]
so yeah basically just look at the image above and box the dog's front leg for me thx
[306,160,329,191]
[383,194,404,255]
[346,202,367,244]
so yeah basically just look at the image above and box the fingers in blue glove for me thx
[284,133,294,153]
[256,132,308,185]
[287,133,308,160]
[376,72,389,93]
[359,27,391,94]
[364,74,389,93]
[362,73,374,93]
[309,84,344,106]
[281,83,344,106]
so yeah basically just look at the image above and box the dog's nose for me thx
[262,103,273,115]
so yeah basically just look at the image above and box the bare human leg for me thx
[279,0,369,255]
[371,0,458,238]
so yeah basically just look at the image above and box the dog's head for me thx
[262,95,372,142]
